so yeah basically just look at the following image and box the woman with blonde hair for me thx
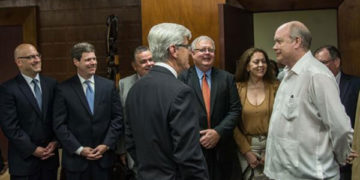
[234,48,279,179]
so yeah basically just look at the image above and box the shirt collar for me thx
[78,74,94,84]
[155,62,177,78]
[195,66,212,80]
[288,51,312,75]
[335,71,342,85]
[21,73,40,84]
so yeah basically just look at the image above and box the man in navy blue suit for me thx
[0,43,59,180]
[52,42,123,180]
[315,45,360,180]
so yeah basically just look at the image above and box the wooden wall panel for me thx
[338,0,360,76]
[141,0,226,68]
[0,0,142,82]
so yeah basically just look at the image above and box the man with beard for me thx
[52,42,123,180]
[179,35,242,180]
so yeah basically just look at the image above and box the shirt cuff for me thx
[75,146,84,155]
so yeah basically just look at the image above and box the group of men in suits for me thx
[0,42,123,180]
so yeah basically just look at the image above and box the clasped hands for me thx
[346,149,359,164]
[80,144,109,160]
[32,141,57,160]
[245,151,265,168]
[200,129,220,149]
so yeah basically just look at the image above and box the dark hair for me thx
[133,46,150,62]
[269,59,279,77]
[314,45,341,60]
[235,48,276,83]
[71,42,95,61]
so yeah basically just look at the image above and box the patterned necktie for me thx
[84,80,94,114]
[202,73,211,128]
[32,79,42,110]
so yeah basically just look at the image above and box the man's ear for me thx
[131,61,136,71]
[334,57,341,69]
[294,37,302,49]
[168,45,178,59]
[73,58,79,67]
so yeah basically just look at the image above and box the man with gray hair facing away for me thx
[264,21,358,180]
[126,23,209,180]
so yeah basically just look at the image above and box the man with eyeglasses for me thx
[116,45,154,177]
[179,35,242,180]
[0,43,59,180]
[314,45,360,180]
[126,23,208,180]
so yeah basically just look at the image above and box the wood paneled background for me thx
[141,0,226,68]
[0,0,142,82]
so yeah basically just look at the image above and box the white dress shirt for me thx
[264,51,353,180]
[75,74,95,155]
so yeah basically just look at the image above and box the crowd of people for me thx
[0,20,358,180]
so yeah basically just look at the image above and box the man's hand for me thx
[80,147,95,160]
[346,149,359,164]
[120,153,127,165]
[245,151,259,168]
[32,146,47,158]
[86,145,108,160]
[199,129,220,149]
[41,141,57,160]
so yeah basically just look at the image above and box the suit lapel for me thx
[16,75,42,117]
[209,68,217,117]
[71,76,93,116]
[93,75,103,116]
[40,76,49,119]
[189,67,206,108]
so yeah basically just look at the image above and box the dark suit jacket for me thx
[126,66,208,180]
[179,66,241,180]
[339,72,360,127]
[0,74,59,176]
[52,75,123,172]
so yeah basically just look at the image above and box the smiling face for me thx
[15,44,42,78]
[192,39,215,72]
[132,50,154,77]
[273,24,296,66]
[247,51,267,79]
[73,52,97,79]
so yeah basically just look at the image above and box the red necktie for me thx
[202,74,211,128]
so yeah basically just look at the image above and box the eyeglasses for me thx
[175,44,191,50]
[193,48,215,53]
[321,59,334,65]
[17,54,41,60]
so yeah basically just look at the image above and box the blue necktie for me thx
[32,79,42,110]
[84,80,94,114]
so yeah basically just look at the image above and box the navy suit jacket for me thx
[0,74,59,176]
[126,66,208,180]
[52,75,123,172]
[339,72,360,127]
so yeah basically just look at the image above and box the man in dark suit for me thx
[126,23,208,180]
[0,43,59,180]
[116,45,153,175]
[179,36,242,180]
[52,42,123,180]
[315,45,360,180]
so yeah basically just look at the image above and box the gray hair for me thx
[191,35,215,50]
[147,23,191,63]
[71,42,95,61]
[133,46,150,62]
[288,22,312,50]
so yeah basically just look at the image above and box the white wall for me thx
[254,9,337,61]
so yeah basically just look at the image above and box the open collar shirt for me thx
[264,51,353,180]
